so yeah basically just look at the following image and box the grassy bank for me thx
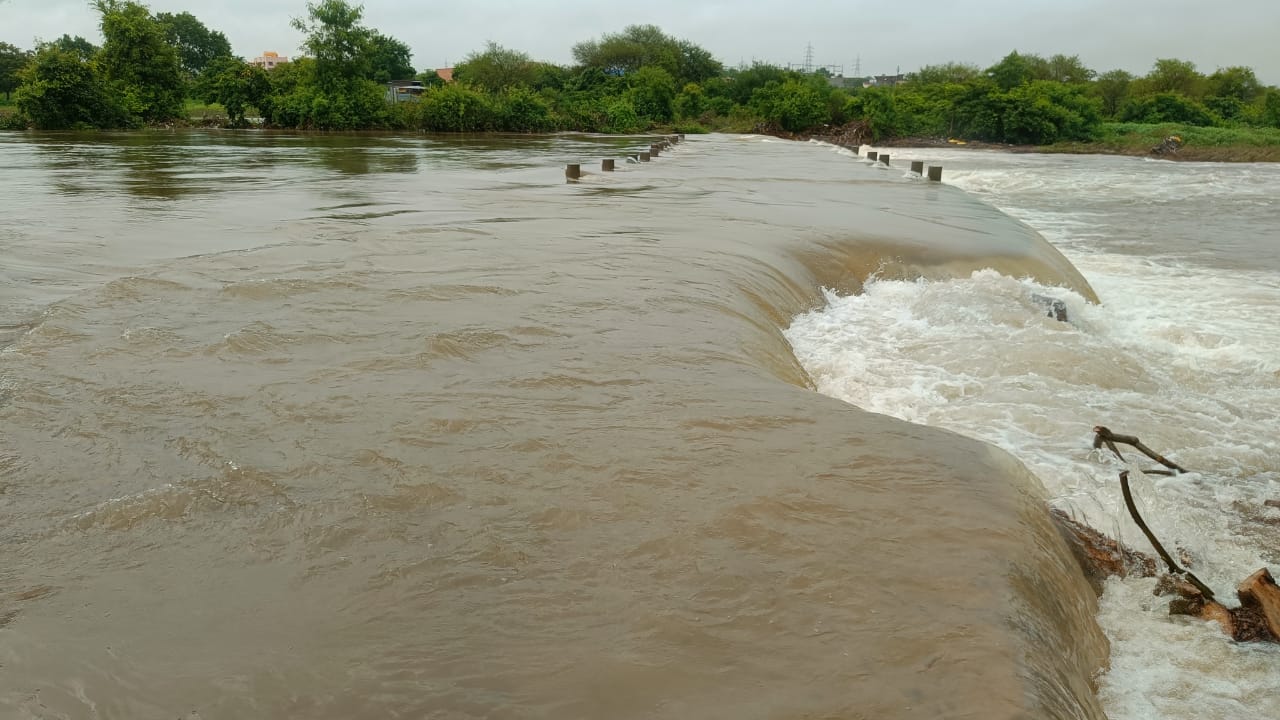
[1046,123,1280,162]
[184,99,228,122]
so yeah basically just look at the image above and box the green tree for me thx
[95,0,185,123]
[953,78,1008,140]
[1046,54,1094,84]
[1144,58,1203,97]
[750,78,829,132]
[1002,81,1101,144]
[14,46,127,128]
[1255,89,1280,128]
[46,35,98,61]
[419,82,492,131]
[367,32,414,83]
[454,41,535,91]
[674,82,706,120]
[717,62,789,105]
[493,86,552,131]
[911,79,972,136]
[529,62,568,91]
[847,86,901,139]
[911,62,980,85]
[155,11,232,77]
[196,56,270,126]
[0,42,30,101]
[602,97,642,133]
[1092,69,1133,118]
[291,0,373,92]
[675,39,723,85]
[1205,66,1261,104]
[625,65,676,121]
[260,55,317,126]
[415,69,445,87]
[286,0,388,128]
[1120,92,1219,126]
[573,24,679,77]
[571,23,719,85]
[985,51,1048,90]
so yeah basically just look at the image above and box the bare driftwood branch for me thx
[1093,425,1186,474]
[1093,426,1213,599]
[1080,426,1280,642]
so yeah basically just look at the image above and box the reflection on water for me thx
[1,131,1107,719]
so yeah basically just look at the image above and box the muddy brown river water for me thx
[2,131,1111,718]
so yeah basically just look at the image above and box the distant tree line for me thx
[856,52,1280,143]
[2,0,1278,143]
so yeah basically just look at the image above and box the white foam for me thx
[785,153,1280,719]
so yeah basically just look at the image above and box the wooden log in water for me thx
[1051,509,1156,595]
[1160,569,1280,642]
[1055,507,1279,642]
[1237,568,1280,640]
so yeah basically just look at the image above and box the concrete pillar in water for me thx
[928,165,943,182]
[880,154,890,166]
[565,163,581,180]
[639,151,651,162]
[910,160,925,174]
[678,133,686,140]
[867,151,879,161]
[602,159,615,172]
[650,145,661,157]
[628,153,640,162]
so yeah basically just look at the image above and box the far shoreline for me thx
[871,135,1280,163]
[4,118,1278,163]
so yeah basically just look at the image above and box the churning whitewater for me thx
[787,145,1280,719]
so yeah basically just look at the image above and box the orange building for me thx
[252,51,289,70]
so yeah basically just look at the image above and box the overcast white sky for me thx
[3,0,1277,84]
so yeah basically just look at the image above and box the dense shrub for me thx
[1002,81,1102,143]
[1120,92,1220,126]
[420,83,493,132]
[602,98,643,133]
[673,82,705,120]
[625,66,676,122]
[14,47,129,129]
[494,86,553,132]
[750,79,828,132]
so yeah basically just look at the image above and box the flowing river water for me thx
[0,131,1275,718]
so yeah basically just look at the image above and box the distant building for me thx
[386,80,426,103]
[252,51,289,70]
[826,75,864,90]
[434,67,455,83]
[865,74,907,88]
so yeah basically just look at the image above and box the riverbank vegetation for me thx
[2,0,1279,160]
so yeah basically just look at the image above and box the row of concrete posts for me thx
[844,145,943,181]
[567,136,942,182]
[566,134,686,180]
